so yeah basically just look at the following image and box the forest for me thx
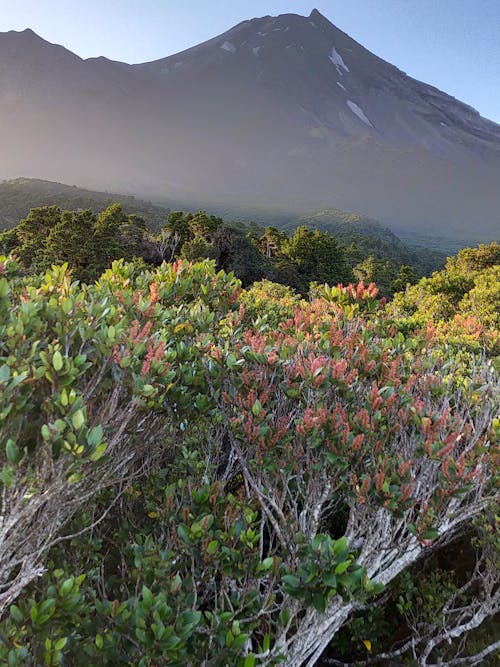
[0,202,498,666]
[0,202,446,298]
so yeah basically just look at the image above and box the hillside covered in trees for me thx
[0,199,498,665]
[0,178,173,232]
[0,196,451,298]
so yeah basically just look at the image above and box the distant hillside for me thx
[0,177,447,277]
[0,178,171,230]
[290,208,401,241]
[391,227,496,257]
[284,208,446,275]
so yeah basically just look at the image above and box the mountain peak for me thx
[309,9,325,20]
[1,27,61,49]
[5,27,41,39]
[309,8,334,26]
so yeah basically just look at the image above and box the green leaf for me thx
[233,633,249,648]
[181,610,201,627]
[9,604,23,624]
[6,439,20,465]
[95,634,104,649]
[279,609,290,626]
[423,528,439,541]
[244,655,256,667]
[52,351,63,372]
[282,574,301,589]
[206,540,218,555]
[87,425,103,447]
[333,537,348,555]
[71,410,85,430]
[89,442,107,462]
[0,278,10,299]
[61,298,73,315]
[170,573,182,593]
[0,465,15,488]
[252,399,262,416]
[0,364,10,383]
[61,389,69,407]
[334,560,351,575]
[59,577,74,596]
[30,606,38,623]
[142,586,153,607]
[54,637,67,651]
[177,524,191,544]
[312,592,326,612]
[323,574,337,589]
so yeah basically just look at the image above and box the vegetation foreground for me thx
[0,232,498,665]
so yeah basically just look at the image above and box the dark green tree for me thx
[42,209,97,281]
[258,226,287,258]
[282,226,353,292]
[212,224,268,286]
[13,206,62,269]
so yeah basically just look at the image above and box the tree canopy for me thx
[1,203,428,295]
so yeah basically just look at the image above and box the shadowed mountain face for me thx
[1,10,499,238]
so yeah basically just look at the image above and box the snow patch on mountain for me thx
[329,46,349,76]
[221,41,236,53]
[336,82,346,92]
[252,46,261,56]
[346,100,373,127]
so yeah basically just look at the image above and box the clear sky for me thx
[2,1,499,123]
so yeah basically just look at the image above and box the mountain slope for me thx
[1,10,499,238]
[0,178,171,231]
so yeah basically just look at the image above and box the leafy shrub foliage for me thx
[392,242,500,352]
[0,254,498,666]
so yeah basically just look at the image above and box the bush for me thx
[0,257,497,666]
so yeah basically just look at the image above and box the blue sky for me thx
[2,1,499,123]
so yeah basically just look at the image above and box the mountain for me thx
[1,11,499,239]
[0,178,171,231]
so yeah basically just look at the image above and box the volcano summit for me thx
[1,10,499,238]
